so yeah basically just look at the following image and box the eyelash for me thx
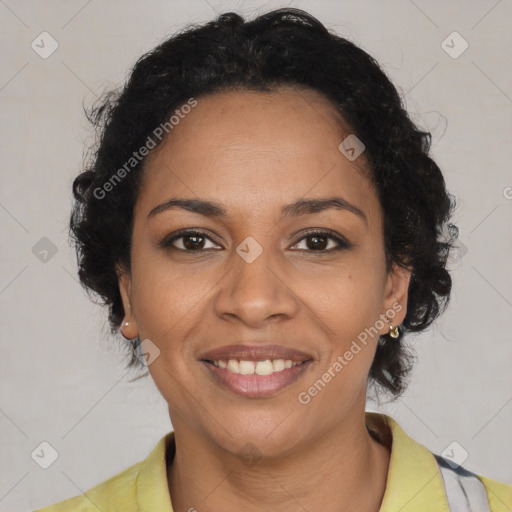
[159,228,352,253]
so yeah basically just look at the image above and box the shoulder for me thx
[478,473,512,511]
[32,459,142,512]
[32,431,174,512]
[365,412,512,510]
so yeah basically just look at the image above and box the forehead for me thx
[136,87,378,224]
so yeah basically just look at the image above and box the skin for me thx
[118,86,411,511]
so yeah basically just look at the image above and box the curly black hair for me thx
[69,7,458,398]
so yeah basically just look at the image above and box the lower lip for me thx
[201,360,312,398]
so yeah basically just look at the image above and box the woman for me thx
[34,7,511,512]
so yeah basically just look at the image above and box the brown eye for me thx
[159,230,222,252]
[159,228,351,254]
[292,230,351,252]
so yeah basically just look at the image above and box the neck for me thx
[167,411,391,512]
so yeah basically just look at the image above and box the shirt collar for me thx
[136,430,175,511]
[135,412,449,511]
[366,412,450,511]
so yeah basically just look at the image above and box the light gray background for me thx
[1,1,511,510]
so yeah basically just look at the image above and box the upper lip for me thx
[199,344,313,363]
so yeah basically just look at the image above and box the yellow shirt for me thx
[33,412,512,511]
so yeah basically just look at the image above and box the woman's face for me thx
[118,87,411,456]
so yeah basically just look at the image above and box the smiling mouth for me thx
[200,358,313,398]
[204,358,308,375]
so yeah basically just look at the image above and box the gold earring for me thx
[389,325,400,338]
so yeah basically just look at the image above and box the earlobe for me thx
[383,264,412,327]
[116,264,138,338]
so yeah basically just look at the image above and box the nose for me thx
[213,242,300,328]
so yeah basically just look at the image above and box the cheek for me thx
[297,258,386,383]
[131,247,206,326]
[302,261,385,331]
[131,259,203,403]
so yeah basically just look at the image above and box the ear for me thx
[116,263,139,339]
[379,263,412,335]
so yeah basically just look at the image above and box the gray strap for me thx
[434,454,491,512]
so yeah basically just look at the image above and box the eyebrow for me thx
[147,196,367,225]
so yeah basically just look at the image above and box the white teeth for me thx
[212,358,303,374]
[227,359,239,373]
[255,360,274,376]
[239,360,255,375]
[272,359,285,372]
